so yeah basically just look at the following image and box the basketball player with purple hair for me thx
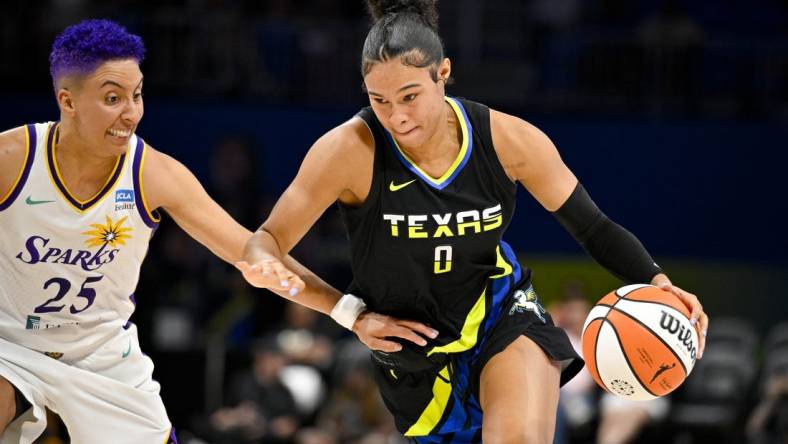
[0,19,353,443]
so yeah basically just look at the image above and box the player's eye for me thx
[403,94,417,102]
[105,95,119,105]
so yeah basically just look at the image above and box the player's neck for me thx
[398,101,461,167]
[55,123,120,188]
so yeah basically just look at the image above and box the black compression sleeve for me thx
[552,183,663,283]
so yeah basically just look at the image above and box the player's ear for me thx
[56,87,76,116]
[437,58,451,83]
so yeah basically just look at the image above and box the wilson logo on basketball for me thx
[658,311,697,362]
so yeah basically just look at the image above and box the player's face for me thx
[67,59,144,156]
[364,58,449,149]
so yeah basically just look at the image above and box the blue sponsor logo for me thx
[115,189,134,203]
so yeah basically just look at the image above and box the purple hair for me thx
[49,19,145,86]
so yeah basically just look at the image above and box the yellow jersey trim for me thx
[139,143,161,222]
[162,427,174,444]
[390,97,470,186]
[428,287,487,356]
[490,245,514,278]
[404,365,453,436]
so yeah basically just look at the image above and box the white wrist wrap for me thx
[330,293,367,330]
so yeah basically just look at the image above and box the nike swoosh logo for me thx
[25,196,55,205]
[389,179,417,192]
[122,340,132,358]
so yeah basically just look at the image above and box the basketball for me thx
[581,284,698,400]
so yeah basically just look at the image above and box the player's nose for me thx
[389,110,409,127]
[121,100,143,126]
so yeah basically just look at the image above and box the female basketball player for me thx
[238,1,709,442]
[0,19,339,443]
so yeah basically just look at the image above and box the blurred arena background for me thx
[2,1,787,443]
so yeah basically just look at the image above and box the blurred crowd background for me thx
[2,0,788,443]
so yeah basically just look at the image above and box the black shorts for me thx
[371,270,584,442]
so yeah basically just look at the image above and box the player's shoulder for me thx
[137,143,193,210]
[308,116,374,167]
[489,108,552,149]
[489,108,529,133]
[323,116,374,152]
[0,126,30,163]
[0,126,33,194]
[138,143,174,172]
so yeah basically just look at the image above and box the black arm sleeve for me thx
[551,183,663,283]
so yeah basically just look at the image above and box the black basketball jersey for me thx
[339,97,519,345]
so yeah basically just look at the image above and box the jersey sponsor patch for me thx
[114,189,136,211]
[115,189,134,202]
[26,315,40,330]
[25,314,79,330]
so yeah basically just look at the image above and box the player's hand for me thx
[235,258,305,297]
[352,311,439,353]
[651,273,708,359]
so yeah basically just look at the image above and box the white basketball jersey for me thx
[0,122,160,361]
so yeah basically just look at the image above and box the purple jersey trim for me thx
[46,123,126,211]
[0,124,37,211]
[168,427,179,444]
[131,137,160,228]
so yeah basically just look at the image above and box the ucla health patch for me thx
[114,189,135,211]
[115,189,134,202]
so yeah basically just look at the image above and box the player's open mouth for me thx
[107,128,131,138]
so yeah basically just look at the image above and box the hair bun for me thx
[366,0,439,30]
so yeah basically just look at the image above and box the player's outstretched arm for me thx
[489,109,707,357]
[240,119,438,351]
[142,145,304,296]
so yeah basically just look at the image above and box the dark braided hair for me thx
[362,1,444,81]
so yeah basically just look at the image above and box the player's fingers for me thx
[674,289,707,358]
[235,261,263,286]
[260,260,275,278]
[270,262,293,289]
[284,275,305,297]
[672,288,700,325]
[234,261,251,278]
[684,293,702,328]
[397,320,439,339]
[697,312,709,358]
[387,326,428,347]
[291,276,305,294]
[369,338,403,353]
[267,262,305,296]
